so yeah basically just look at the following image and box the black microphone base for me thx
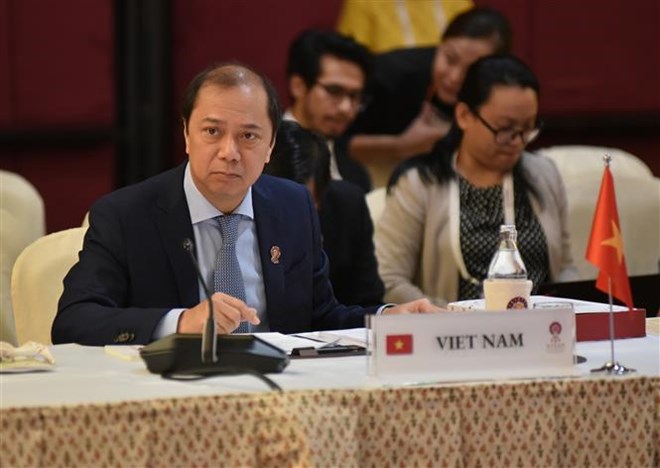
[140,334,289,377]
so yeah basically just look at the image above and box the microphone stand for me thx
[183,239,217,363]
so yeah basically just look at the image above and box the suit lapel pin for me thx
[270,245,281,264]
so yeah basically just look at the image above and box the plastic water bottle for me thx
[483,225,532,310]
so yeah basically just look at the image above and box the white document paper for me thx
[318,328,368,347]
[104,345,143,361]
[254,333,332,354]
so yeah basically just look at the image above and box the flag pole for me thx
[607,276,615,362]
[590,154,635,375]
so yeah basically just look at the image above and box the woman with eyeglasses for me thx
[375,54,579,306]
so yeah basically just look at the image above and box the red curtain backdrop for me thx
[1,0,658,231]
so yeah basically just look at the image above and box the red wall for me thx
[0,0,115,231]
[485,0,660,115]
[1,0,658,232]
[169,0,345,164]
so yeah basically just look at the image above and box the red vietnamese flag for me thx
[386,334,413,355]
[585,165,634,311]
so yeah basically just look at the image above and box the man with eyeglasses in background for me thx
[284,29,373,193]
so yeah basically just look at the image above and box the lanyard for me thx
[449,158,515,285]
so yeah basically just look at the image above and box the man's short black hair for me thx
[286,29,372,90]
[181,62,281,144]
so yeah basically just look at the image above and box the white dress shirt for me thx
[153,163,268,338]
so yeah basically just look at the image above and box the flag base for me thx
[590,361,636,375]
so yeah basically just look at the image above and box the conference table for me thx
[1,325,658,467]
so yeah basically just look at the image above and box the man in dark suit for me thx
[52,63,437,346]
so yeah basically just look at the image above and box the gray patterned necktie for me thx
[214,215,249,333]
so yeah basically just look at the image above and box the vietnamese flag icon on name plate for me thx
[386,334,413,355]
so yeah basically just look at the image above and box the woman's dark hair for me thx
[389,54,540,198]
[265,121,331,203]
[443,7,512,54]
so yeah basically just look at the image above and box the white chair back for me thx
[0,171,45,344]
[11,227,87,345]
[537,145,660,279]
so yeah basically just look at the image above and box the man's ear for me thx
[265,135,276,164]
[454,102,471,131]
[182,118,190,154]
[289,75,308,102]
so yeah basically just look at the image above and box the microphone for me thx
[139,238,289,384]
[182,238,216,363]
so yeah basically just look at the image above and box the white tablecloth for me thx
[2,334,658,409]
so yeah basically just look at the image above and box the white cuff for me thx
[376,303,396,315]
[153,308,186,339]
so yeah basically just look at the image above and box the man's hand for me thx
[177,293,260,334]
[383,298,444,315]
[398,102,451,158]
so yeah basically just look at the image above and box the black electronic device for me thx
[139,238,289,381]
[290,345,366,359]
[140,333,289,377]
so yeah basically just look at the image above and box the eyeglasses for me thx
[471,109,542,146]
[315,82,364,107]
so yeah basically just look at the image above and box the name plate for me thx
[368,308,576,383]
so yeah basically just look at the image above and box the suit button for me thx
[114,332,130,343]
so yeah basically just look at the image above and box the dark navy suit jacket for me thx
[52,163,377,345]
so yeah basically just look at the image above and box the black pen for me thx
[290,345,366,358]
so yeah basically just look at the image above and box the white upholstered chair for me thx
[537,145,660,280]
[10,227,87,345]
[1,171,45,345]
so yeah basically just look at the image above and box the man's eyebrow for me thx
[240,123,263,132]
[198,117,264,132]
[201,117,222,124]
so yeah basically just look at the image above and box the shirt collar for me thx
[283,109,296,123]
[183,162,254,224]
